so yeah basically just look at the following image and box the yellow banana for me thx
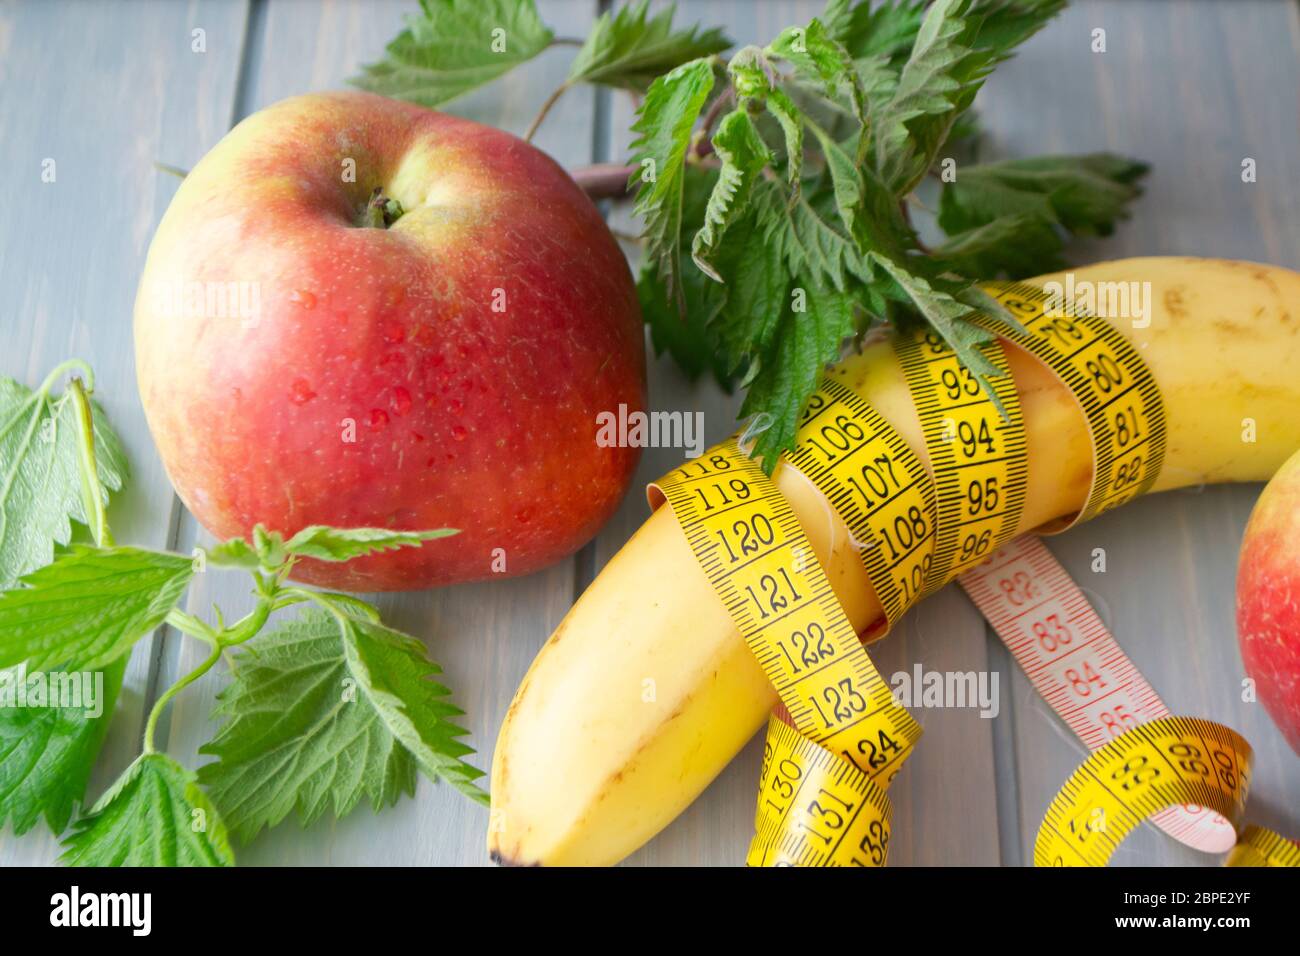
[489,257,1300,867]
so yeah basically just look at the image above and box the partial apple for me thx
[135,92,645,590]
[1236,445,1300,753]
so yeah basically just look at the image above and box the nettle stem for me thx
[143,642,222,754]
[68,378,113,548]
[524,81,572,144]
[694,87,734,159]
[570,162,638,201]
[36,357,94,396]
[145,584,280,753]
[40,359,112,550]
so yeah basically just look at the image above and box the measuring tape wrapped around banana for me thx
[489,258,1300,868]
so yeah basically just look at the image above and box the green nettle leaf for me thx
[972,0,1069,59]
[568,0,731,91]
[0,546,193,673]
[869,253,1005,389]
[350,0,554,108]
[198,607,484,842]
[874,0,1068,192]
[829,0,926,63]
[203,536,261,570]
[835,0,1058,71]
[61,753,234,867]
[282,526,459,563]
[251,524,287,567]
[691,109,773,279]
[638,259,731,386]
[636,166,733,387]
[741,283,859,471]
[953,283,1029,338]
[805,122,864,238]
[711,209,791,371]
[935,213,1068,279]
[857,164,918,260]
[768,18,866,130]
[615,0,1127,466]
[755,181,873,293]
[871,0,974,189]
[0,376,127,589]
[339,613,485,795]
[941,164,1051,224]
[629,57,717,310]
[763,88,805,195]
[819,0,855,40]
[852,52,902,114]
[939,154,1150,240]
[0,655,125,835]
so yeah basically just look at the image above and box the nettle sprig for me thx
[353,0,1148,469]
[0,365,483,866]
[627,0,1148,466]
[352,0,731,138]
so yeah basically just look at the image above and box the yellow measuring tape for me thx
[652,437,919,866]
[1032,716,1251,867]
[968,282,1166,530]
[650,281,1296,867]
[893,328,1028,591]
[781,377,937,632]
[1228,826,1300,867]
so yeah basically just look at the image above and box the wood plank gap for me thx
[145,515,201,754]
[590,0,614,165]
[230,0,268,128]
[572,0,616,603]
[135,491,190,748]
[985,629,1026,866]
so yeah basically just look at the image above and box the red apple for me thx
[1237,445,1300,753]
[134,92,644,590]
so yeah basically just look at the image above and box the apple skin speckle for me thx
[390,386,412,416]
[289,378,316,404]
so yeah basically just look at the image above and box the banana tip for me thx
[488,847,541,867]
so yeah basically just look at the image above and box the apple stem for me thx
[362,186,404,228]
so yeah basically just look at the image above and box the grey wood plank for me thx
[7,0,1292,872]
[869,591,1006,864]
[0,0,249,865]
[148,0,604,866]
[973,0,1300,866]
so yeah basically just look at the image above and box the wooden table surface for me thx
[1,0,1297,866]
